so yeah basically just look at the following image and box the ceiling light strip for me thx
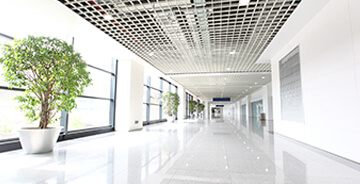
[167,71,271,77]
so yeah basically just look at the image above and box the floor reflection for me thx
[283,151,307,184]
[0,119,359,183]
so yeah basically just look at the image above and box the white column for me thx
[177,87,186,120]
[204,101,210,120]
[116,60,144,132]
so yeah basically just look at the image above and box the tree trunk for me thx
[40,95,49,129]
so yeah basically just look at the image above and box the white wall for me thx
[223,105,234,120]
[271,0,360,163]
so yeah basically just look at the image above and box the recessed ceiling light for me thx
[226,68,231,71]
[149,52,154,56]
[249,87,252,89]
[224,77,227,80]
[229,51,235,55]
[262,76,265,79]
[240,0,250,6]
[255,82,257,85]
[103,14,114,20]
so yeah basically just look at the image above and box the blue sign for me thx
[216,105,224,107]
[213,98,230,102]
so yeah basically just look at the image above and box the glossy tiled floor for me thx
[1,119,360,184]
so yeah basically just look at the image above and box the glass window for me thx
[82,67,112,99]
[0,36,14,87]
[162,106,170,120]
[0,89,60,140]
[0,64,10,87]
[171,85,176,93]
[0,35,13,45]
[73,35,113,71]
[152,77,161,90]
[251,100,263,122]
[149,89,160,105]
[241,104,247,127]
[68,98,110,130]
[149,105,160,121]
[163,81,170,93]
[0,90,31,140]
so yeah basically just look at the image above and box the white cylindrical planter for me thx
[18,127,62,154]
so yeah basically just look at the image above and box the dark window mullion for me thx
[159,78,163,120]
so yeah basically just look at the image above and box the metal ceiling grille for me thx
[59,0,301,100]
[59,0,300,74]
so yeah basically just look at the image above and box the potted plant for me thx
[0,35,92,154]
[161,91,180,123]
[197,103,205,119]
[188,100,198,119]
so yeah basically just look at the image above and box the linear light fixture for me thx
[240,0,250,6]
[167,72,271,77]
[103,14,113,20]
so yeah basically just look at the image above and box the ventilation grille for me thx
[279,46,304,123]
